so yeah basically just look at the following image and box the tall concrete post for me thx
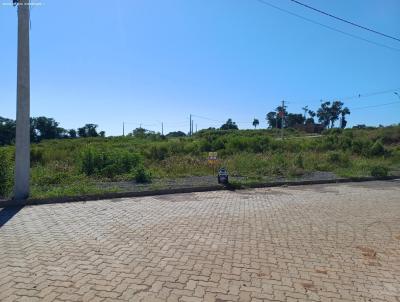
[14,0,30,200]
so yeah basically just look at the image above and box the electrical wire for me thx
[351,100,400,111]
[255,0,400,53]
[288,0,400,43]
[288,87,400,105]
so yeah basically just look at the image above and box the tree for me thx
[132,127,147,138]
[31,116,64,140]
[306,110,316,124]
[286,113,305,128]
[353,124,366,129]
[317,101,332,128]
[99,131,106,137]
[266,112,277,129]
[68,129,77,138]
[220,119,238,130]
[30,117,39,142]
[302,106,309,120]
[266,104,289,129]
[317,101,349,129]
[252,118,259,129]
[78,124,99,137]
[166,131,186,138]
[329,101,344,128]
[340,107,350,129]
[130,127,155,138]
[0,117,16,145]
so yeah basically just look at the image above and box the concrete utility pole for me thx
[14,0,30,200]
[161,122,164,136]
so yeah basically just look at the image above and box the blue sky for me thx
[1,0,399,135]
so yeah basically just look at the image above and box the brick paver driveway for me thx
[1,181,400,302]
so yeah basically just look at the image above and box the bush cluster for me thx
[80,147,145,180]
[0,149,13,198]
[318,134,387,157]
[134,166,152,183]
[326,151,349,166]
[370,165,389,177]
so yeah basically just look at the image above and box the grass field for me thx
[1,126,399,199]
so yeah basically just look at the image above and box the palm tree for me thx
[302,106,309,120]
[252,118,260,129]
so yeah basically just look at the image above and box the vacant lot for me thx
[1,126,400,199]
[1,180,399,301]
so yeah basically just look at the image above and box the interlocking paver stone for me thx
[1,181,400,301]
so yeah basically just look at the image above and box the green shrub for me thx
[319,135,340,151]
[200,140,212,152]
[322,128,343,136]
[31,165,80,185]
[0,149,13,198]
[31,147,44,164]
[211,138,226,151]
[80,146,142,178]
[327,151,349,166]
[351,138,371,156]
[295,153,304,169]
[81,147,96,175]
[327,151,340,163]
[148,144,169,161]
[378,126,400,144]
[225,136,270,154]
[369,140,385,156]
[370,165,389,177]
[135,166,152,183]
[338,136,352,150]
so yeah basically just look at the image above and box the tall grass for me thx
[0,148,13,198]
[0,125,398,198]
[80,146,142,179]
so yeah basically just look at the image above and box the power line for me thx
[351,100,400,111]
[288,0,400,43]
[192,114,256,125]
[288,87,400,105]
[191,114,223,123]
[255,0,400,53]
[341,88,400,101]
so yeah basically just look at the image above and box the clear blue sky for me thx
[1,0,399,135]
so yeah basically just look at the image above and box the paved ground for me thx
[0,181,400,302]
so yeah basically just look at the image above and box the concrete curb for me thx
[1,176,398,208]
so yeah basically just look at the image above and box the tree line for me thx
[221,100,350,130]
[0,100,350,145]
[266,100,350,129]
[0,116,104,146]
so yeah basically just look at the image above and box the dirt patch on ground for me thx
[97,172,338,194]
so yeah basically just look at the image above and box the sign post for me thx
[208,152,218,175]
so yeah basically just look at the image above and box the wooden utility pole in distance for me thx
[189,114,192,136]
[281,100,285,140]
[14,0,31,200]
